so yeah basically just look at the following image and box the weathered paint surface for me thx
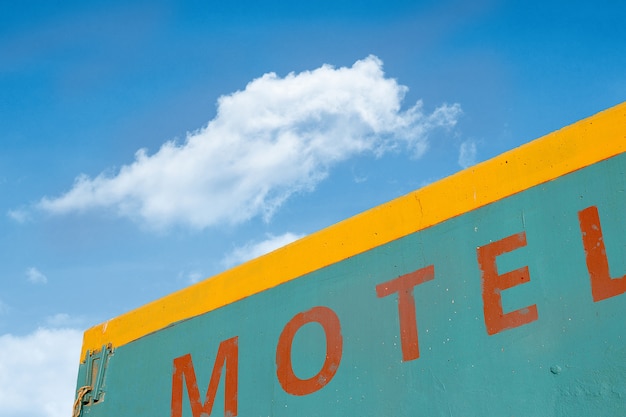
[75,103,626,416]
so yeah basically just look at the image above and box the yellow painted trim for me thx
[80,101,626,360]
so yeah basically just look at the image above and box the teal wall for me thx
[79,153,625,416]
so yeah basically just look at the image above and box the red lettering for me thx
[276,306,342,396]
[376,265,435,361]
[578,205,626,302]
[477,232,538,335]
[171,337,238,417]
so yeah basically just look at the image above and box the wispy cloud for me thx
[458,139,478,168]
[38,56,461,230]
[0,327,82,417]
[7,209,30,223]
[0,299,9,316]
[222,232,305,268]
[25,267,47,284]
[177,269,205,285]
[44,313,85,328]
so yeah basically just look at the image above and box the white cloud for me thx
[39,55,461,230]
[0,327,83,417]
[458,139,478,168]
[186,271,204,284]
[25,267,47,284]
[7,209,29,223]
[0,299,9,315]
[176,266,207,284]
[222,232,305,268]
[44,313,85,328]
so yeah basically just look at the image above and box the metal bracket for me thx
[82,343,114,404]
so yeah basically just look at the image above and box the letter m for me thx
[171,336,238,417]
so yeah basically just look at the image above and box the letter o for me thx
[276,306,343,396]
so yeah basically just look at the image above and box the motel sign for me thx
[74,102,626,416]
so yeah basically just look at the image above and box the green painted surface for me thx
[77,153,626,416]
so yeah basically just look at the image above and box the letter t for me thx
[376,265,435,361]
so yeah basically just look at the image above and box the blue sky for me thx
[1,1,625,415]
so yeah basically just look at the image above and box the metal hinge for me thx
[73,344,114,417]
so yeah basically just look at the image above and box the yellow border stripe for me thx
[81,102,626,360]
